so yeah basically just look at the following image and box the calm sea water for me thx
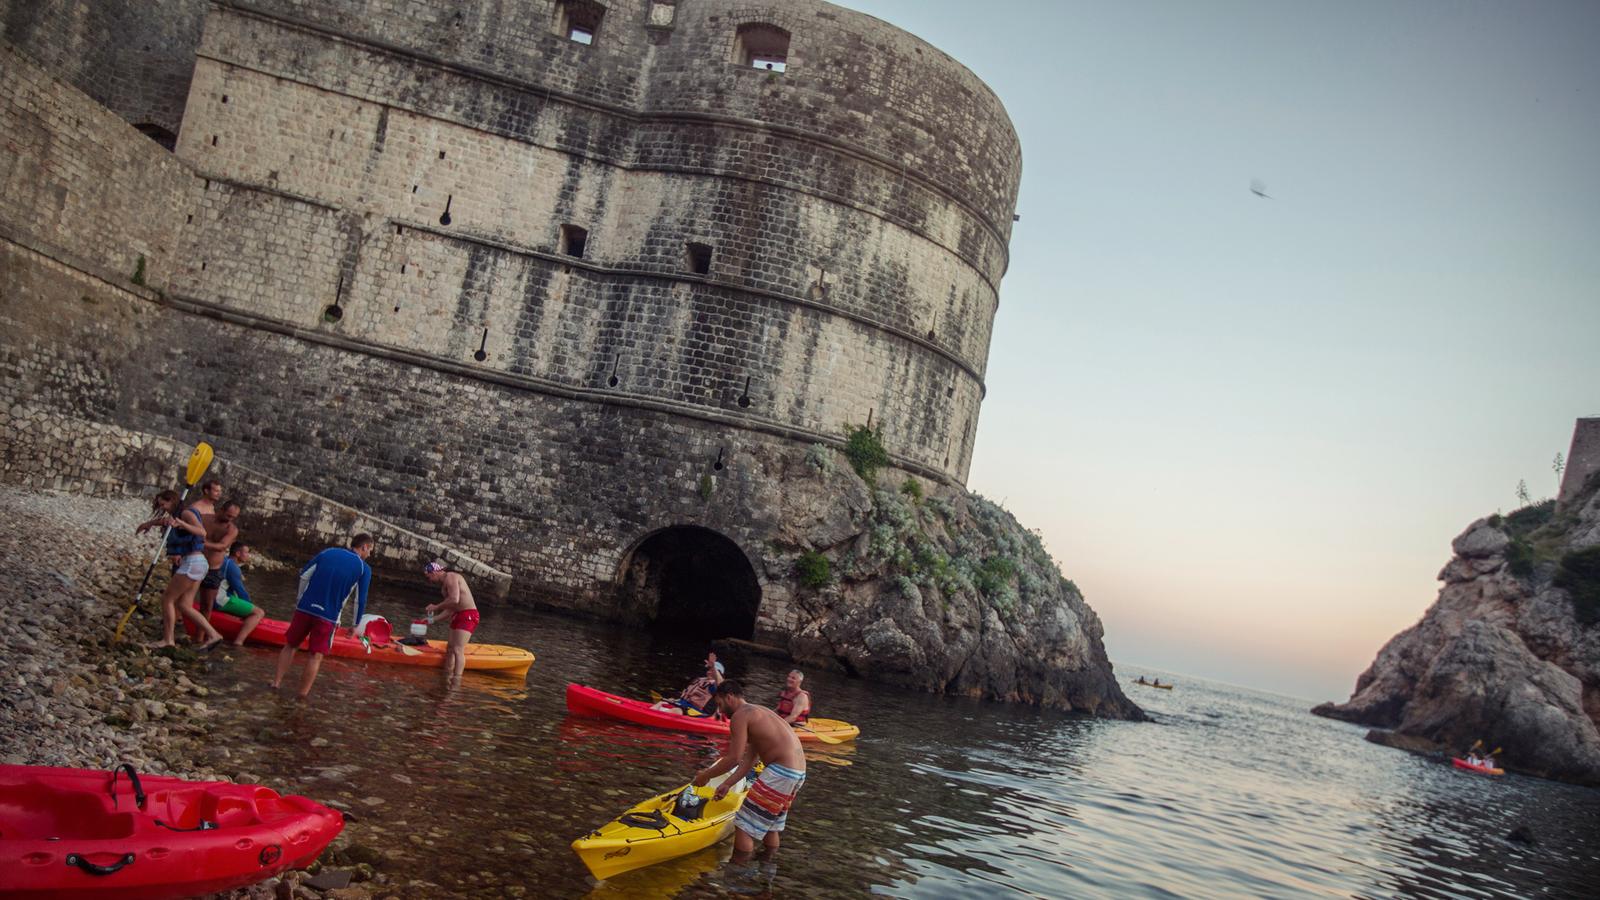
[190,574,1600,898]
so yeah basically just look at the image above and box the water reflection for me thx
[178,572,1600,898]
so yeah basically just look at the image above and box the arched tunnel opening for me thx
[618,526,761,639]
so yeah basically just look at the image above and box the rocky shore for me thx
[1313,473,1600,785]
[0,485,397,899]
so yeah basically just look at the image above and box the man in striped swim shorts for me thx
[692,679,807,855]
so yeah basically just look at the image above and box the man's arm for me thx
[355,567,371,624]
[426,575,464,616]
[694,710,750,786]
[204,522,237,554]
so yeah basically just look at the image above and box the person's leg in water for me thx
[271,644,297,690]
[445,627,471,689]
[176,577,223,649]
[233,606,265,646]
[297,653,324,700]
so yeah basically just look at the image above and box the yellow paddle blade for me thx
[799,723,843,744]
[185,442,215,486]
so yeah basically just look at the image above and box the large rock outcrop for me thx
[757,442,1143,720]
[1313,475,1600,785]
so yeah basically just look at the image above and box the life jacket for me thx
[681,676,717,711]
[167,506,205,557]
[776,687,810,724]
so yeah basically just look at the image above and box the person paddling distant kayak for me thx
[692,680,807,859]
[652,652,724,715]
[271,535,374,699]
[422,560,478,690]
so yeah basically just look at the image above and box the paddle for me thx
[114,442,214,642]
[795,721,843,744]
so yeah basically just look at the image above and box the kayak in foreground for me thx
[572,770,753,880]
[0,763,342,900]
[564,683,860,743]
[1452,757,1505,776]
[195,611,535,678]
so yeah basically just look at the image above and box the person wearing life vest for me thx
[137,489,225,651]
[271,534,374,700]
[652,652,725,715]
[775,669,811,726]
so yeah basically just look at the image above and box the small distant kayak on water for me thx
[565,683,861,742]
[192,610,535,678]
[572,770,753,880]
[1134,678,1174,690]
[0,763,342,899]
[1452,757,1504,776]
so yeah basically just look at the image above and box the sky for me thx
[841,0,1600,701]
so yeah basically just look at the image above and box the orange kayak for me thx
[1451,757,1504,776]
[197,611,535,678]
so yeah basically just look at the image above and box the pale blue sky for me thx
[842,0,1600,699]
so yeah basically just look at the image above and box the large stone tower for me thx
[0,0,1021,641]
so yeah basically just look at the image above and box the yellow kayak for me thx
[572,771,751,880]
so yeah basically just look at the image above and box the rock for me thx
[324,889,372,900]
[1453,521,1510,558]
[1318,481,1600,786]
[306,870,354,891]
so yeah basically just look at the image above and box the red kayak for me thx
[0,764,343,899]
[564,683,860,742]
[1451,757,1504,776]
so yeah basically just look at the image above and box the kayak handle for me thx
[66,853,135,876]
[619,810,670,830]
[156,818,218,832]
[109,763,146,811]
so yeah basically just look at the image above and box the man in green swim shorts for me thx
[217,541,265,646]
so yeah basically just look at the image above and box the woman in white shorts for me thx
[146,490,225,650]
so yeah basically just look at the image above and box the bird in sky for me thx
[1250,178,1272,199]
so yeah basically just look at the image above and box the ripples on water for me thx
[196,576,1600,897]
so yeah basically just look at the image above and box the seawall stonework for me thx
[1,0,1023,641]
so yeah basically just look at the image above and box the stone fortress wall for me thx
[0,0,1022,638]
[1558,418,1600,509]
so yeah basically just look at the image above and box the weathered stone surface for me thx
[1315,471,1600,785]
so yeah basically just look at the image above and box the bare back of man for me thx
[197,501,240,617]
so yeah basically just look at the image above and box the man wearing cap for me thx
[651,651,725,716]
[271,534,374,700]
[422,560,478,690]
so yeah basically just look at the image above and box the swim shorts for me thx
[734,763,806,838]
[449,609,480,633]
[174,553,208,581]
[200,567,225,590]
[283,610,336,655]
[217,593,255,617]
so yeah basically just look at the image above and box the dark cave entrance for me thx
[618,526,761,639]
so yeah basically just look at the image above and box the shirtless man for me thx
[422,561,478,689]
[197,499,242,618]
[691,680,807,857]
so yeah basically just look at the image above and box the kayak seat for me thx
[0,784,139,839]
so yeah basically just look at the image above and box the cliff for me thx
[755,437,1143,720]
[1313,472,1600,784]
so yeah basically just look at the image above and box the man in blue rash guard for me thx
[271,534,375,699]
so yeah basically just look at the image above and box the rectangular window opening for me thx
[685,242,713,275]
[553,1,605,45]
[559,224,589,259]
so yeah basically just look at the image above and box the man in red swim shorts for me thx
[423,561,478,689]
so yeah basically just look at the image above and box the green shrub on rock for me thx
[844,424,889,482]
[796,550,832,589]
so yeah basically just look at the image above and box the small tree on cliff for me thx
[1516,479,1531,507]
[1554,452,1566,490]
[844,424,889,484]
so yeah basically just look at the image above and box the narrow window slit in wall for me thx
[439,194,453,226]
[866,408,874,429]
[608,356,621,388]
[712,447,725,472]
[685,242,713,275]
[323,277,345,323]
[210,135,218,146]
[473,330,489,362]
[220,95,228,104]
[559,224,588,259]
[738,375,752,408]
[199,261,206,271]
[438,150,446,159]
[396,224,404,235]
[411,185,418,194]
[400,264,406,274]
[185,214,193,224]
